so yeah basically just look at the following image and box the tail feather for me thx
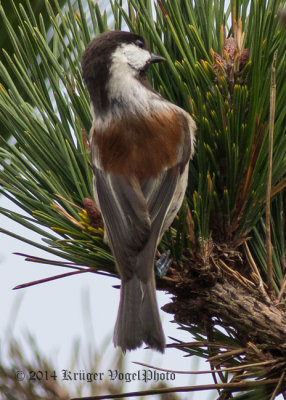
[113,275,165,352]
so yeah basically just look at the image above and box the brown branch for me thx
[71,379,280,400]
[243,241,270,302]
[266,50,278,294]
[132,359,279,375]
[270,371,286,400]
[162,272,286,352]
[12,270,89,290]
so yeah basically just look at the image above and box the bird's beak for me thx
[150,53,166,63]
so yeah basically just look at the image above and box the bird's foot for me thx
[155,250,172,278]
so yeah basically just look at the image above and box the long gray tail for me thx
[113,274,165,352]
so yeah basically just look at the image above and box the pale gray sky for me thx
[0,193,212,398]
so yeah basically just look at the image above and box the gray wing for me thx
[94,166,180,280]
[95,169,151,279]
[142,167,179,225]
[135,166,182,282]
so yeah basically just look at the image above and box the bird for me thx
[81,30,196,353]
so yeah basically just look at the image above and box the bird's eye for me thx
[135,39,144,48]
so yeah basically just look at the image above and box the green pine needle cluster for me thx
[1,0,286,398]
[0,0,285,290]
[0,0,115,271]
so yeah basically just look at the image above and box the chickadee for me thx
[81,31,196,352]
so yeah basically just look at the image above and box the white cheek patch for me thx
[107,43,153,112]
[106,42,167,116]
[112,43,151,71]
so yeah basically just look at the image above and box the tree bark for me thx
[159,247,286,354]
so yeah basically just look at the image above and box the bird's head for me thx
[81,31,165,111]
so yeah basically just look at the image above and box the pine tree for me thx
[1,1,286,398]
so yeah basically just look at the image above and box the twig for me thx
[266,50,277,294]
[208,348,247,362]
[166,341,241,349]
[70,379,280,400]
[206,327,222,397]
[278,274,286,303]
[132,359,278,375]
[270,370,286,400]
[271,178,286,198]
[13,253,86,268]
[219,259,255,288]
[186,203,195,244]
[243,241,271,302]
[12,270,90,289]
[217,374,240,400]
[55,194,82,210]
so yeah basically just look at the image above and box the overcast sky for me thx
[0,193,215,398]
